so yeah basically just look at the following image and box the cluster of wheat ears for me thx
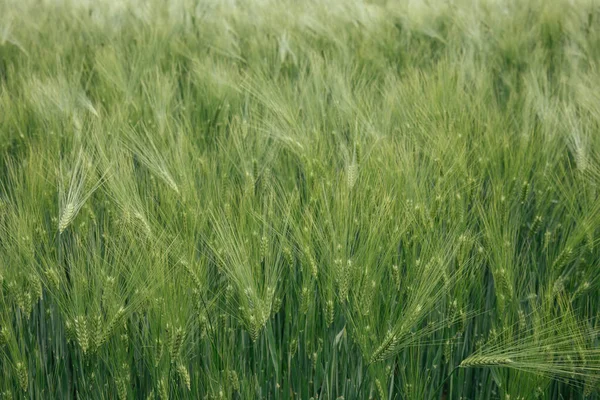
[1,0,600,398]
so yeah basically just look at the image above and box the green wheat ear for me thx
[176,363,191,391]
[460,355,514,367]
[15,362,28,392]
[57,148,105,234]
[58,202,75,233]
[369,331,399,364]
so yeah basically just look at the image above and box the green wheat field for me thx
[1,0,600,398]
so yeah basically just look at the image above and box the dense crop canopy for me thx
[1,0,600,398]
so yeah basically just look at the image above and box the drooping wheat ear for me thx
[460,355,514,367]
[15,362,28,391]
[177,363,191,391]
[369,331,400,364]
[58,202,76,233]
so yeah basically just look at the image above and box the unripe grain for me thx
[177,363,191,391]
[347,163,358,189]
[552,246,572,271]
[375,379,385,400]
[59,202,76,233]
[228,369,240,392]
[74,316,89,354]
[528,215,543,237]
[325,299,334,327]
[16,362,28,392]
[391,264,401,289]
[519,181,529,204]
[169,327,184,362]
[460,355,514,367]
[159,378,168,400]
[370,331,399,364]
